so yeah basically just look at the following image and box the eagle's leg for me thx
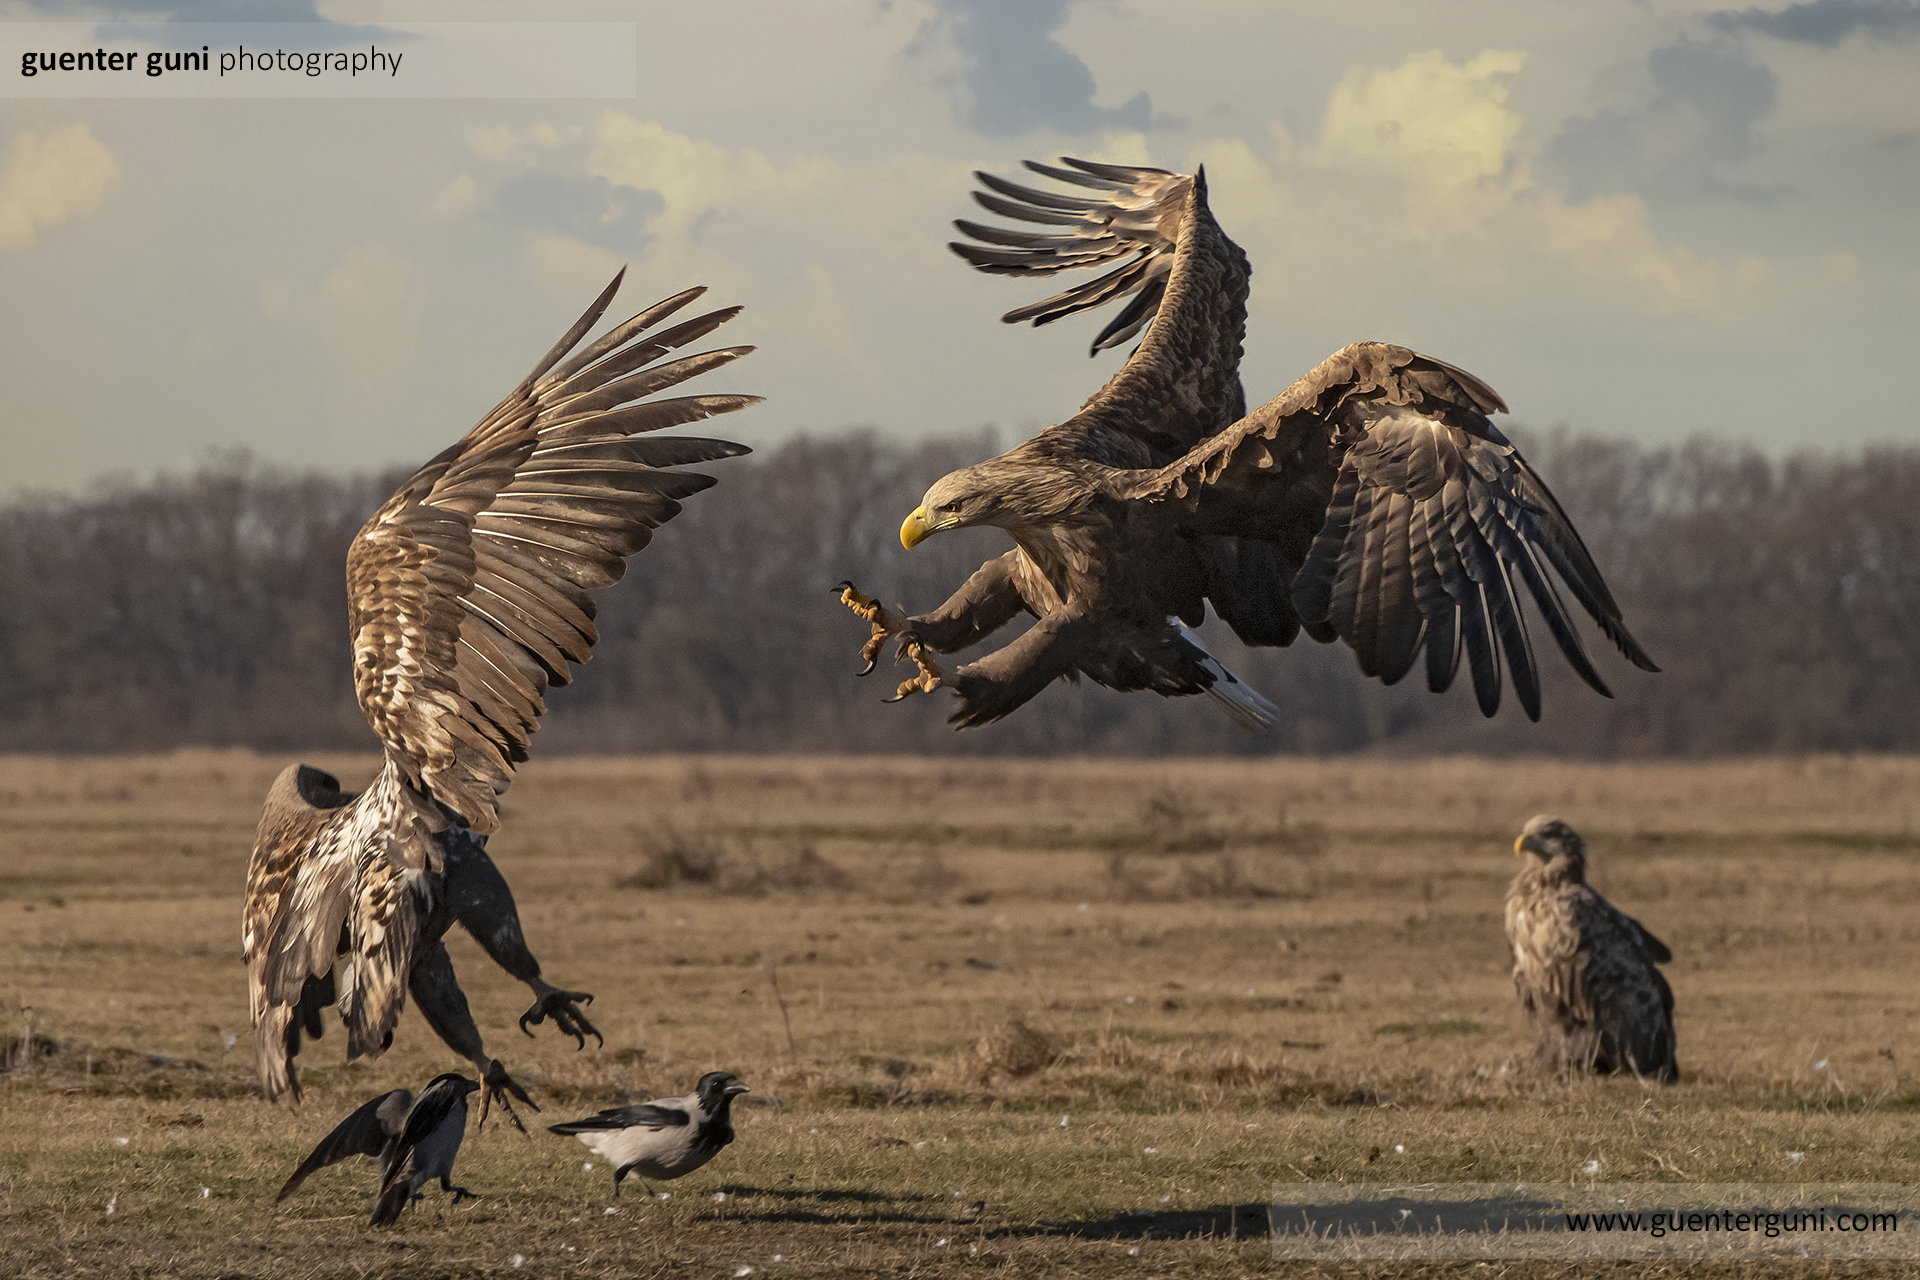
[840,555,1029,703]
[836,582,945,701]
[407,942,537,1135]
[439,829,603,1052]
[948,608,1095,729]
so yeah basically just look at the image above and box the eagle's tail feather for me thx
[1175,623,1277,732]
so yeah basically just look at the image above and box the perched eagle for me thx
[244,272,758,1125]
[837,158,1655,728]
[1506,815,1677,1082]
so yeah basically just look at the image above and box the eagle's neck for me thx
[1516,852,1586,890]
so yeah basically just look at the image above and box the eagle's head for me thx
[1514,814,1586,878]
[900,454,1089,548]
[900,466,1008,547]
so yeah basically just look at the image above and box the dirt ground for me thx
[2,750,1918,1277]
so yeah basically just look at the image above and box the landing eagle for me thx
[243,272,757,1124]
[839,158,1655,728]
[1506,815,1678,1081]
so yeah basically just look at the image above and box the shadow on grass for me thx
[714,1183,1277,1237]
[716,1183,942,1206]
[1042,1203,1274,1241]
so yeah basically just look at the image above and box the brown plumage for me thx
[842,157,1656,729]
[244,272,758,1114]
[1505,815,1677,1081]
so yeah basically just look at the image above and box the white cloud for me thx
[524,230,626,308]
[1318,49,1526,188]
[426,172,480,221]
[1195,49,1771,321]
[580,112,952,394]
[466,122,583,172]
[0,124,119,253]
[304,245,424,394]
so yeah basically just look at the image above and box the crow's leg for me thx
[408,942,537,1134]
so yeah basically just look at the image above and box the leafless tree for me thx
[5,429,1920,758]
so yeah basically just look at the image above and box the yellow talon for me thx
[838,583,884,625]
[838,581,944,699]
[891,636,945,700]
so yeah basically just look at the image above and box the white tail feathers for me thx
[1176,624,1278,732]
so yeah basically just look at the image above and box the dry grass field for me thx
[3,750,1920,1278]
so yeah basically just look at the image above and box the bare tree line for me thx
[3,428,1917,758]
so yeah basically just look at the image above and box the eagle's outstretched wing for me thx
[950,159,1248,463]
[347,270,758,831]
[1127,344,1656,720]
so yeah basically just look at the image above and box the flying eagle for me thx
[1506,815,1677,1081]
[837,158,1655,728]
[244,272,758,1125]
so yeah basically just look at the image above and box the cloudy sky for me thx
[3,0,1917,494]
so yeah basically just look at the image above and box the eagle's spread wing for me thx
[276,1087,411,1202]
[1128,343,1657,720]
[951,159,1248,463]
[345,271,758,830]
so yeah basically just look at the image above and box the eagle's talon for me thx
[519,989,602,1050]
[881,635,946,702]
[477,1059,538,1136]
[841,580,926,685]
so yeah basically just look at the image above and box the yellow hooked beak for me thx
[1514,834,1540,857]
[900,505,952,549]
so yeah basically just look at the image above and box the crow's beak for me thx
[724,1082,751,1097]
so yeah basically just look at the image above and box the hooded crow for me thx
[277,1071,482,1226]
[549,1070,749,1197]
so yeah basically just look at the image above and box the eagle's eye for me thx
[943,501,962,513]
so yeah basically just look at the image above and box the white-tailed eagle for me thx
[244,272,758,1125]
[1506,815,1677,1081]
[838,158,1655,728]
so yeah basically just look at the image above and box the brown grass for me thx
[3,750,1920,1276]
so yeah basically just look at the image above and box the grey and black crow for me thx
[549,1070,749,1197]
[277,1071,482,1226]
